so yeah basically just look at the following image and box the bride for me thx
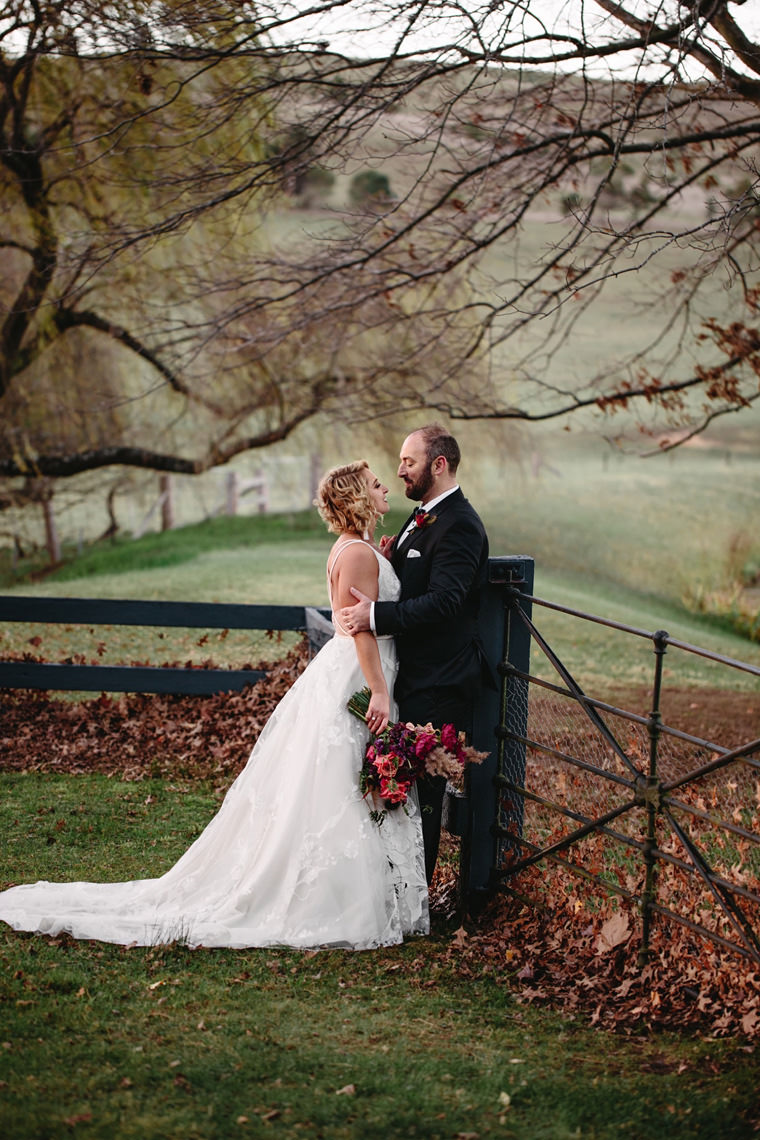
[0,461,429,950]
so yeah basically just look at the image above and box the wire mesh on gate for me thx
[493,591,760,966]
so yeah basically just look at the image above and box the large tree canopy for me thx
[1,0,759,484]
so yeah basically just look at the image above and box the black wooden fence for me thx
[0,596,332,696]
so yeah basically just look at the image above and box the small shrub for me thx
[349,169,393,207]
[560,191,583,215]
[682,582,760,643]
[296,164,335,206]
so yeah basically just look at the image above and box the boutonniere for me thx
[413,510,437,528]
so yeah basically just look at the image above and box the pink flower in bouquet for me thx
[414,730,438,758]
[375,756,398,779]
[440,723,458,752]
[423,746,464,781]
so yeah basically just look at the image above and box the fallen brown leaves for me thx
[3,651,759,1044]
[432,858,760,1045]
[0,641,311,787]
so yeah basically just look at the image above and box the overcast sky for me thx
[273,0,760,82]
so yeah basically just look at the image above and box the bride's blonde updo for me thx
[315,460,374,535]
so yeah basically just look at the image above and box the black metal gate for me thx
[465,557,760,966]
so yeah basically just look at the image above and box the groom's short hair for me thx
[414,423,461,475]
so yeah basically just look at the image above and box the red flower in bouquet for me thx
[347,688,487,821]
[379,778,410,804]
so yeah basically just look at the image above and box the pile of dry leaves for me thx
[432,859,760,1043]
[0,643,310,786]
[2,640,758,1044]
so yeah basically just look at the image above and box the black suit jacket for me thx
[374,488,490,703]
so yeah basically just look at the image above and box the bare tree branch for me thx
[0,0,759,485]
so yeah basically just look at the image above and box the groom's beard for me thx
[403,466,434,502]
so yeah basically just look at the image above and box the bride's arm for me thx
[331,545,390,732]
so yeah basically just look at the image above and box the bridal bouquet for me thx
[347,687,487,818]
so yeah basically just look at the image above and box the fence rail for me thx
[0,596,331,695]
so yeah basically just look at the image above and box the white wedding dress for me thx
[0,544,429,950]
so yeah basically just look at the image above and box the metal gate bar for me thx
[489,588,760,966]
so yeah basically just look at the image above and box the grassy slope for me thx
[481,433,760,599]
[3,468,758,689]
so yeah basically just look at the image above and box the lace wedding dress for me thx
[0,544,429,950]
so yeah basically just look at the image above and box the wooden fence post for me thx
[42,491,61,564]
[255,470,268,514]
[310,454,322,505]
[159,474,174,531]
[226,470,239,516]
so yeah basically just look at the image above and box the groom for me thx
[339,423,491,883]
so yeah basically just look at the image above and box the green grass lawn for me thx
[1,774,757,1140]
[0,513,339,671]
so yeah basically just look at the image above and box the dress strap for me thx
[327,539,373,636]
[327,538,368,582]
